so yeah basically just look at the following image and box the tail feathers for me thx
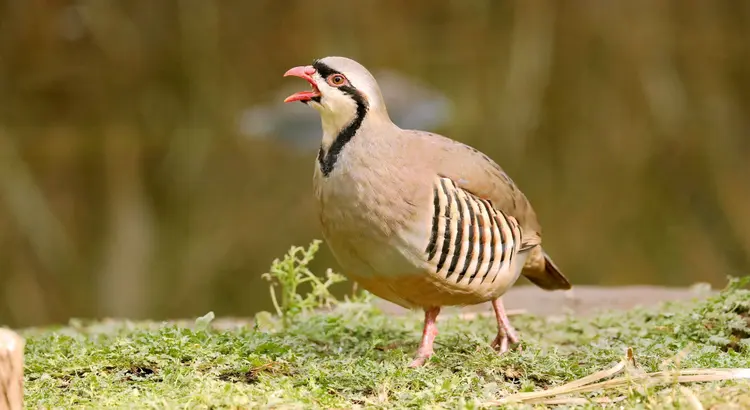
[521,247,572,290]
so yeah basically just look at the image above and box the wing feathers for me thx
[424,177,524,288]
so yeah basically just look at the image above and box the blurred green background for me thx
[1,0,748,328]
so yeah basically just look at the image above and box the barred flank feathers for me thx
[425,177,523,286]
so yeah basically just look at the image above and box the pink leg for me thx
[408,307,441,368]
[490,298,521,353]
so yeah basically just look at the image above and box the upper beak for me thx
[283,65,321,103]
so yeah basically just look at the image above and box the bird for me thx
[282,56,571,367]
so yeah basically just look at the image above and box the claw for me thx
[408,355,430,368]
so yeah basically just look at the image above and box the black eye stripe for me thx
[314,61,354,86]
[312,61,341,79]
[312,62,360,99]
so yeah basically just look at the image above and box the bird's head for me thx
[283,56,390,136]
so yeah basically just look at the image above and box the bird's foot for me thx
[490,331,522,354]
[490,298,521,354]
[408,350,433,368]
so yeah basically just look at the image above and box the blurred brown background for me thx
[1,0,748,328]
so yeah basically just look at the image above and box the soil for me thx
[188,284,717,332]
[372,284,717,318]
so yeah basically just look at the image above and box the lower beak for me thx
[283,65,321,103]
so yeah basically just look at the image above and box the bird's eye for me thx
[328,74,346,86]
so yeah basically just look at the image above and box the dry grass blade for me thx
[646,369,750,384]
[488,349,630,405]
[526,395,627,406]
[518,368,750,400]
[486,347,750,407]
[679,386,705,410]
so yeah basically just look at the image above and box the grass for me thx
[18,242,750,409]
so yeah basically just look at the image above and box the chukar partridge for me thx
[283,57,571,367]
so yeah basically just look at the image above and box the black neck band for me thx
[313,60,369,177]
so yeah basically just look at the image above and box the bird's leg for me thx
[490,298,521,353]
[408,307,441,368]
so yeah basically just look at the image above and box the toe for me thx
[408,356,429,368]
[490,332,521,354]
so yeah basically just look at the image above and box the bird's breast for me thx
[312,161,432,279]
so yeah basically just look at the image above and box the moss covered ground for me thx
[19,243,750,409]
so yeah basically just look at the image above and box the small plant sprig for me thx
[261,240,346,329]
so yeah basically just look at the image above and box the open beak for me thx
[283,65,321,103]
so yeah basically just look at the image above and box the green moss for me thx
[19,243,750,408]
[19,279,748,408]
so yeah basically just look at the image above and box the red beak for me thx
[283,65,321,103]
